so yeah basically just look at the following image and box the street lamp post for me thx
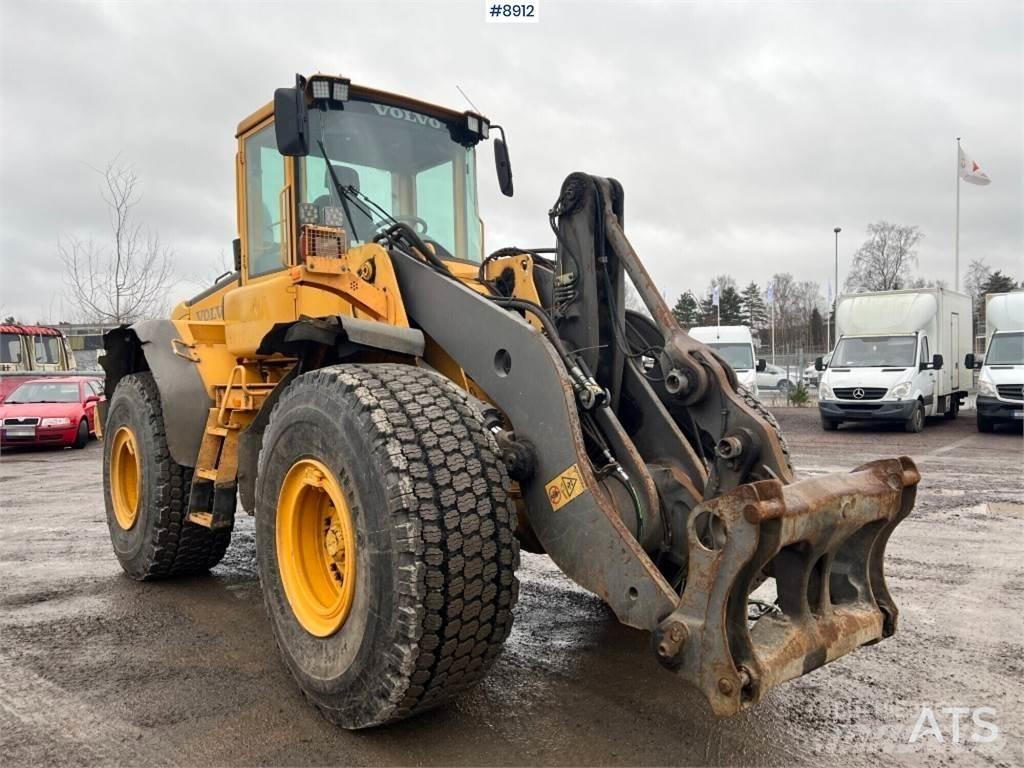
[831,226,841,352]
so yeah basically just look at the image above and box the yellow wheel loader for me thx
[99,73,919,729]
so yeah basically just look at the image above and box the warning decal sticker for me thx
[545,464,586,512]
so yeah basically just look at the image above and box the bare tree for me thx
[963,258,991,299]
[59,160,175,324]
[844,221,922,292]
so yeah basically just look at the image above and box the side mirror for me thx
[85,394,100,404]
[932,353,944,371]
[274,86,309,157]
[494,137,513,197]
[756,358,766,372]
[814,356,825,372]
[964,353,977,370]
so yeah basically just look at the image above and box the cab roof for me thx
[236,78,472,138]
[0,324,63,336]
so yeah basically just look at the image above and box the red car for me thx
[0,377,104,450]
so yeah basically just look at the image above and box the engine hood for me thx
[0,401,82,420]
[823,367,913,389]
[981,365,1023,386]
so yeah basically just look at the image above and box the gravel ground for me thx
[0,408,1021,767]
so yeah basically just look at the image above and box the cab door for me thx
[918,335,935,413]
[223,120,299,357]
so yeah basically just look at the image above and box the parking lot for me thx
[1,408,1021,767]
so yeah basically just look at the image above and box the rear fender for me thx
[100,320,212,468]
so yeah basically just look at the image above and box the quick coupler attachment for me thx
[654,457,919,716]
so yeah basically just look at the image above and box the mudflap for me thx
[654,456,919,716]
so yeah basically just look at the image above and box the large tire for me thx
[256,364,519,729]
[821,417,839,431]
[737,384,793,473]
[103,372,232,579]
[977,414,994,433]
[904,402,926,433]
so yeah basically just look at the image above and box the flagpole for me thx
[955,136,961,290]
[770,299,775,365]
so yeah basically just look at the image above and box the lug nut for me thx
[717,677,735,696]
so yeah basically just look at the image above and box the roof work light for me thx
[309,75,351,104]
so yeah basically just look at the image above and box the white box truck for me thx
[965,291,1024,431]
[688,325,764,398]
[816,288,972,432]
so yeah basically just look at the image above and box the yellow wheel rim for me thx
[276,458,357,638]
[110,426,141,530]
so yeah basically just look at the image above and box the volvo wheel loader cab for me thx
[99,73,920,728]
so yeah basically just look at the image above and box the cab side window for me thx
[245,125,287,277]
[33,335,61,364]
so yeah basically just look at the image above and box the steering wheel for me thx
[375,215,429,236]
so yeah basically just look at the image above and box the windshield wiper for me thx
[318,140,367,242]
[313,140,452,276]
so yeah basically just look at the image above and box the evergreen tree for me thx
[809,307,825,349]
[979,271,1017,295]
[720,285,744,324]
[671,292,702,327]
[700,284,744,325]
[739,281,768,330]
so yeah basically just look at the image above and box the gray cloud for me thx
[1,0,1020,322]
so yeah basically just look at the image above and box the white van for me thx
[816,288,972,432]
[966,291,1023,431]
[688,325,764,398]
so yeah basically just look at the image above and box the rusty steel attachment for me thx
[653,456,919,715]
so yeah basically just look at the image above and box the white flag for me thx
[712,285,720,307]
[827,280,833,304]
[765,282,775,303]
[959,145,991,186]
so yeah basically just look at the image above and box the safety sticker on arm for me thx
[545,464,585,511]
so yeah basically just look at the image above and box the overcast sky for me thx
[1,0,1021,323]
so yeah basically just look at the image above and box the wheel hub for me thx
[276,458,357,637]
[110,426,141,530]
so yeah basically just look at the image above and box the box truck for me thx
[816,288,972,432]
[688,325,764,398]
[965,291,1024,431]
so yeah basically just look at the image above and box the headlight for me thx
[978,378,997,397]
[819,382,834,400]
[40,417,72,427]
[890,382,913,399]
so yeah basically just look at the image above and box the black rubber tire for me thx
[72,419,89,449]
[821,417,839,431]
[904,402,926,433]
[736,384,793,473]
[777,379,792,393]
[255,364,519,729]
[944,397,960,420]
[977,414,994,433]
[103,372,232,580]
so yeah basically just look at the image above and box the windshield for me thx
[301,100,482,262]
[1,332,23,364]
[709,343,754,370]
[7,381,80,403]
[986,331,1024,365]
[832,335,917,367]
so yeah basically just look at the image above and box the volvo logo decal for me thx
[852,387,865,399]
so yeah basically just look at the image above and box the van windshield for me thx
[709,343,754,370]
[832,335,917,368]
[986,332,1024,365]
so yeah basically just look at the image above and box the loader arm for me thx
[386,172,918,716]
